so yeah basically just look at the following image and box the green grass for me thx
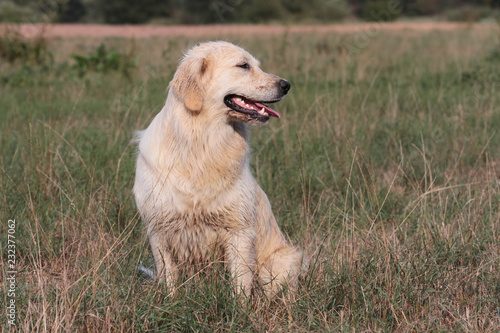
[1,26,500,331]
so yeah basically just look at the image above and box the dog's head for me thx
[170,41,290,125]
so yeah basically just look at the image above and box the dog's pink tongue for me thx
[255,102,280,118]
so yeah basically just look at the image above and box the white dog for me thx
[134,41,305,297]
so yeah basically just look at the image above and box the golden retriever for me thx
[133,41,305,297]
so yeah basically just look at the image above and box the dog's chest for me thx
[162,212,237,266]
[171,129,248,193]
[177,153,246,194]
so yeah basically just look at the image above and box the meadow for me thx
[1,24,499,331]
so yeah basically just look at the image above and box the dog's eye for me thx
[237,63,250,70]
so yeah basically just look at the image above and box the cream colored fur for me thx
[133,41,305,297]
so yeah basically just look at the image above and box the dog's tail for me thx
[137,265,155,279]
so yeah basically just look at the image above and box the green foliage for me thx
[3,0,500,23]
[71,44,137,77]
[0,0,35,22]
[237,0,287,23]
[314,0,351,22]
[57,0,86,23]
[362,0,401,21]
[411,0,440,15]
[0,30,52,65]
[179,0,225,24]
[99,0,171,24]
[0,0,61,23]
[444,5,495,22]
[251,0,351,23]
[95,0,350,24]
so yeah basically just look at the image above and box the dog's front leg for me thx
[224,229,257,296]
[149,231,177,291]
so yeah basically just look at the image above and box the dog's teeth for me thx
[260,108,266,115]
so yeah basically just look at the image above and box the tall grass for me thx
[1,26,499,331]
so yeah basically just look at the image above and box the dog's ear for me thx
[170,56,208,113]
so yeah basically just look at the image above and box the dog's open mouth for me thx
[224,95,281,121]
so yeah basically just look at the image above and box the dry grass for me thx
[0,22,491,39]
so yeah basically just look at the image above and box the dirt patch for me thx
[0,22,491,39]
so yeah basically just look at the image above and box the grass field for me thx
[1,24,500,331]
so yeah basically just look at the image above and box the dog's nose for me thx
[279,79,291,95]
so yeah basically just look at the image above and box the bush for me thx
[444,5,492,22]
[71,44,136,77]
[412,0,440,16]
[238,0,287,23]
[313,0,350,22]
[0,1,35,23]
[57,0,87,23]
[99,0,170,24]
[0,29,51,65]
[362,0,401,22]
[226,0,349,24]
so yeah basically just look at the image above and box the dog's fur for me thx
[133,41,305,297]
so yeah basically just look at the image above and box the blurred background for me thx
[1,0,500,25]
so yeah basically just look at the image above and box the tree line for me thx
[0,0,499,24]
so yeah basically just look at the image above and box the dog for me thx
[133,41,305,297]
